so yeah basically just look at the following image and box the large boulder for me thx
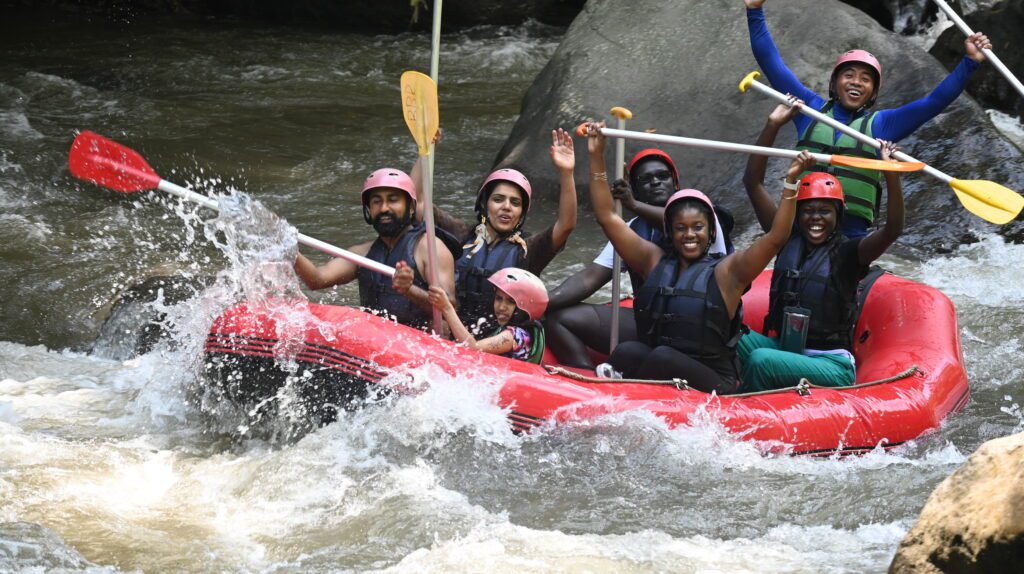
[889,432,1024,573]
[930,0,1024,119]
[494,0,1024,251]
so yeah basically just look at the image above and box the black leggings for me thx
[544,304,638,369]
[607,341,737,395]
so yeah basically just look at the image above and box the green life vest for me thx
[795,102,881,224]
[489,320,546,364]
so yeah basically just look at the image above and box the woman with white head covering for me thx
[584,121,812,394]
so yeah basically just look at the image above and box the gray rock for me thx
[930,0,1024,119]
[889,432,1024,573]
[494,0,1024,251]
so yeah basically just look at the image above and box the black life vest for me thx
[357,222,431,331]
[765,234,855,350]
[625,217,668,294]
[454,235,526,330]
[633,254,743,367]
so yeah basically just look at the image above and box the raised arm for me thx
[549,128,578,250]
[745,1,818,105]
[858,141,905,264]
[873,33,991,142]
[293,242,370,290]
[718,151,813,311]
[586,122,663,279]
[612,179,664,227]
[743,99,802,231]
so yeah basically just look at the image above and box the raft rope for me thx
[543,364,922,396]
[543,365,691,390]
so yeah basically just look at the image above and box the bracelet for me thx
[783,179,799,191]
[782,191,798,200]
[591,172,608,181]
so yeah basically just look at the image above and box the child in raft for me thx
[428,267,549,364]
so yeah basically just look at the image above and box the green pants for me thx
[737,330,856,393]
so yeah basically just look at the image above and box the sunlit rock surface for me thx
[889,431,1024,573]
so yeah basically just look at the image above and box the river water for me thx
[1,11,1022,573]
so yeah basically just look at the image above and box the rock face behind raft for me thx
[889,432,1024,573]
[495,0,1024,250]
[930,0,1024,119]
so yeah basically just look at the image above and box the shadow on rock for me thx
[495,0,1024,253]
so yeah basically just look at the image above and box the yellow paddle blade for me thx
[400,71,439,157]
[829,154,926,172]
[950,179,1024,225]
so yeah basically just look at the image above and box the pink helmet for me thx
[830,49,882,106]
[475,168,533,220]
[662,189,717,236]
[488,267,549,321]
[361,168,416,223]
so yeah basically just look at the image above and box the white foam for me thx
[918,234,1024,306]
[385,520,908,573]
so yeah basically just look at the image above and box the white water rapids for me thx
[1,9,1022,573]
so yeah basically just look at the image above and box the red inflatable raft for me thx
[203,270,968,455]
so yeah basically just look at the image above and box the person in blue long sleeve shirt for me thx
[744,0,992,238]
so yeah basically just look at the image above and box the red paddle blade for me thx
[69,131,161,193]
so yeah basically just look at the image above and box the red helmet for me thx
[662,188,717,235]
[627,148,679,185]
[488,267,548,321]
[830,49,882,106]
[475,168,532,220]
[361,168,417,223]
[797,172,845,204]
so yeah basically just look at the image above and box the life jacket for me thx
[489,320,546,364]
[796,101,881,225]
[357,222,431,330]
[765,233,855,350]
[626,217,667,294]
[633,254,743,366]
[454,235,526,329]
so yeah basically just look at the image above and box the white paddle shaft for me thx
[423,0,445,334]
[744,78,954,184]
[596,127,836,164]
[609,115,626,351]
[932,0,1024,100]
[156,179,396,277]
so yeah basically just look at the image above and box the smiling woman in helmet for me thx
[421,128,577,334]
[428,267,549,364]
[585,122,811,395]
[743,0,991,239]
[739,103,906,392]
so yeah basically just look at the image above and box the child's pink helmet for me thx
[488,267,548,321]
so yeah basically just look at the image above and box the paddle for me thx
[739,71,1024,224]
[575,124,924,172]
[608,106,632,351]
[68,130,396,277]
[932,0,1024,101]
[401,70,443,334]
